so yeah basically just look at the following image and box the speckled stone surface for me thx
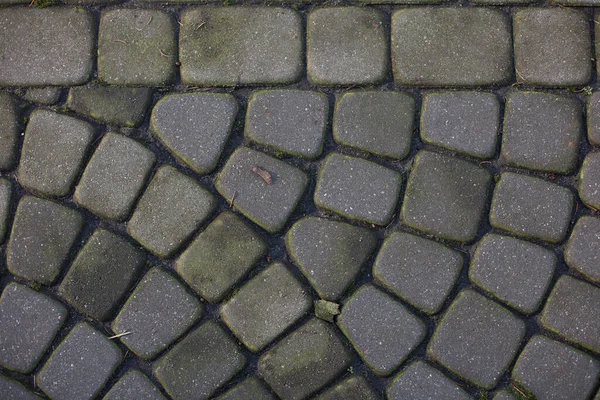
[578,152,600,210]
[565,216,600,284]
[0,93,19,170]
[387,361,472,400]
[103,370,166,400]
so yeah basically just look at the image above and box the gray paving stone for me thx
[104,370,166,400]
[0,93,19,170]
[338,285,426,376]
[0,9,95,86]
[23,87,61,105]
[0,374,41,400]
[387,361,472,400]
[112,268,204,359]
[314,376,378,400]
[216,147,308,233]
[258,318,353,400]
[176,211,267,302]
[420,91,500,159]
[587,92,600,147]
[0,283,67,373]
[540,276,600,354]
[490,173,573,243]
[469,234,556,315]
[565,216,600,284]
[150,93,238,174]
[314,299,340,322]
[153,321,246,400]
[373,231,463,315]
[98,9,176,86]
[0,178,11,244]
[578,152,600,210]
[286,216,377,301]
[307,7,387,85]
[7,196,83,285]
[333,91,414,159]
[492,391,518,400]
[215,377,276,400]
[180,7,302,86]
[400,150,492,243]
[59,228,145,321]
[128,165,216,258]
[428,290,526,389]
[501,91,582,174]
[246,90,328,159]
[471,0,535,5]
[75,132,156,221]
[391,8,512,86]
[18,109,94,197]
[514,9,591,86]
[512,335,600,400]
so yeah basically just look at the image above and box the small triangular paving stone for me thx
[387,361,472,400]
[215,377,276,400]
[0,178,12,244]
[0,374,40,400]
[314,376,379,400]
[0,93,19,170]
[565,216,600,284]
[23,87,61,106]
[578,152,600,210]
[104,370,166,400]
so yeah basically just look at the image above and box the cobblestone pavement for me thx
[1,1,600,400]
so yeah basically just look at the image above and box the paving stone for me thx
[150,93,238,174]
[216,147,308,233]
[338,285,426,376]
[98,9,176,86]
[540,276,600,354]
[391,8,512,86]
[23,87,62,105]
[387,361,472,400]
[400,150,492,243]
[333,91,414,159]
[258,318,353,400]
[0,178,11,244]
[128,165,216,258]
[215,377,276,400]
[104,370,166,400]
[59,228,145,321]
[492,390,518,400]
[246,90,328,159]
[180,7,302,86]
[314,300,340,322]
[176,211,267,302]
[420,91,500,159]
[314,376,378,400]
[0,93,19,170]
[428,290,526,389]
[75,132,156,221]
[153,321,246,400]
[587,92,600,147]
[514,9,591,86]
[501,91,582,174]
[286,216,377,301]
[307,7,387,85]
[112,268,204,359]
[373,231,463,315]
[0,9,95,86]
[7,196,83,285]
[37,322,121,400]
[469,234,556,315]
[578,152,600,210]
[489,173,573,243]
[565,216,600,284]
[0,374,41,400]
[0,283,67,373]
[512,335,600,400]
[18,109,94,197]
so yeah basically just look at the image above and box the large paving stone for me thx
[180,7,302,86]
[314,376,378,400]
[0,178,11,244]
[0,374,40,400]
[565,216,600,284]
[587,92,600,147]
[387,361,472,400]
[215,377,276,400]
[286,216,377,301]
[391,8,512,86]
[151,93,238,174]
[0,93,19,170]
[24,87,61,105]
[578,152,600,210]
[0,9,95,86]
[104,369,166,400]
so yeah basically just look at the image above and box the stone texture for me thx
[104,370,166,400]
[314,300,340,322]
[0,374,40,400]
[315,376,378,400]
[578,152,600,210]
[387,361,472,400]
[0,178,11,244]
[587,92,600,147]
[0,93,19,170]
[23,87,61,105]
[565,216,600,284]
[493,391,518,400]
[215,377,276,400]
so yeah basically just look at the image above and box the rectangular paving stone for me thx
[104,370,166,400]
[215,377,276,400]
[565,216,600,284]
[587,92,600,147]
[0,374,40,400]
[0,93,19,170]
[578,152,600,210]
[387,361,472,400]
[0,178,11,244]
[315,376,378,400]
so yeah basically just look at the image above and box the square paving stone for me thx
[420,91,500,159]
[99,9,176,86]
[59,228,145,321]
[501,91,582,174]
[307,7,388,85]
[258,318,353,400]
[587,92,600,147]
[0,178,11,244]
[0,374,40,400]
[514,9,591,86]
[314,153,402,226]
[128,165,216,258]
[391,8,512,86]
[333,91,414,159]
[427,290,526,389]
[540,276,600,354]
[180,7,302,86]
[0,283,67,373]
[286,216,377,301]
[216,147,308,233]
[112,268,204,359]
[7,196,83,285]
[104,369,166,400]
[24,87,61,105]
[37,322,121,400]
[565,216,600,284]
[246,90,328,159]
[314,376,378,400]
[75,132,156,221]
[373,231,463,315]
[400,150,492,243]
[18,109,94,197]
[489,173,573,244]
[153,321,246,400]
[0,9,95,86]
[215,377,276,400]
[221,262,311,352]
[151,93,238,174]
[0,93,19,170]
[578,152,600,210]
[176,211,267,302]
[387,361,472,400]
